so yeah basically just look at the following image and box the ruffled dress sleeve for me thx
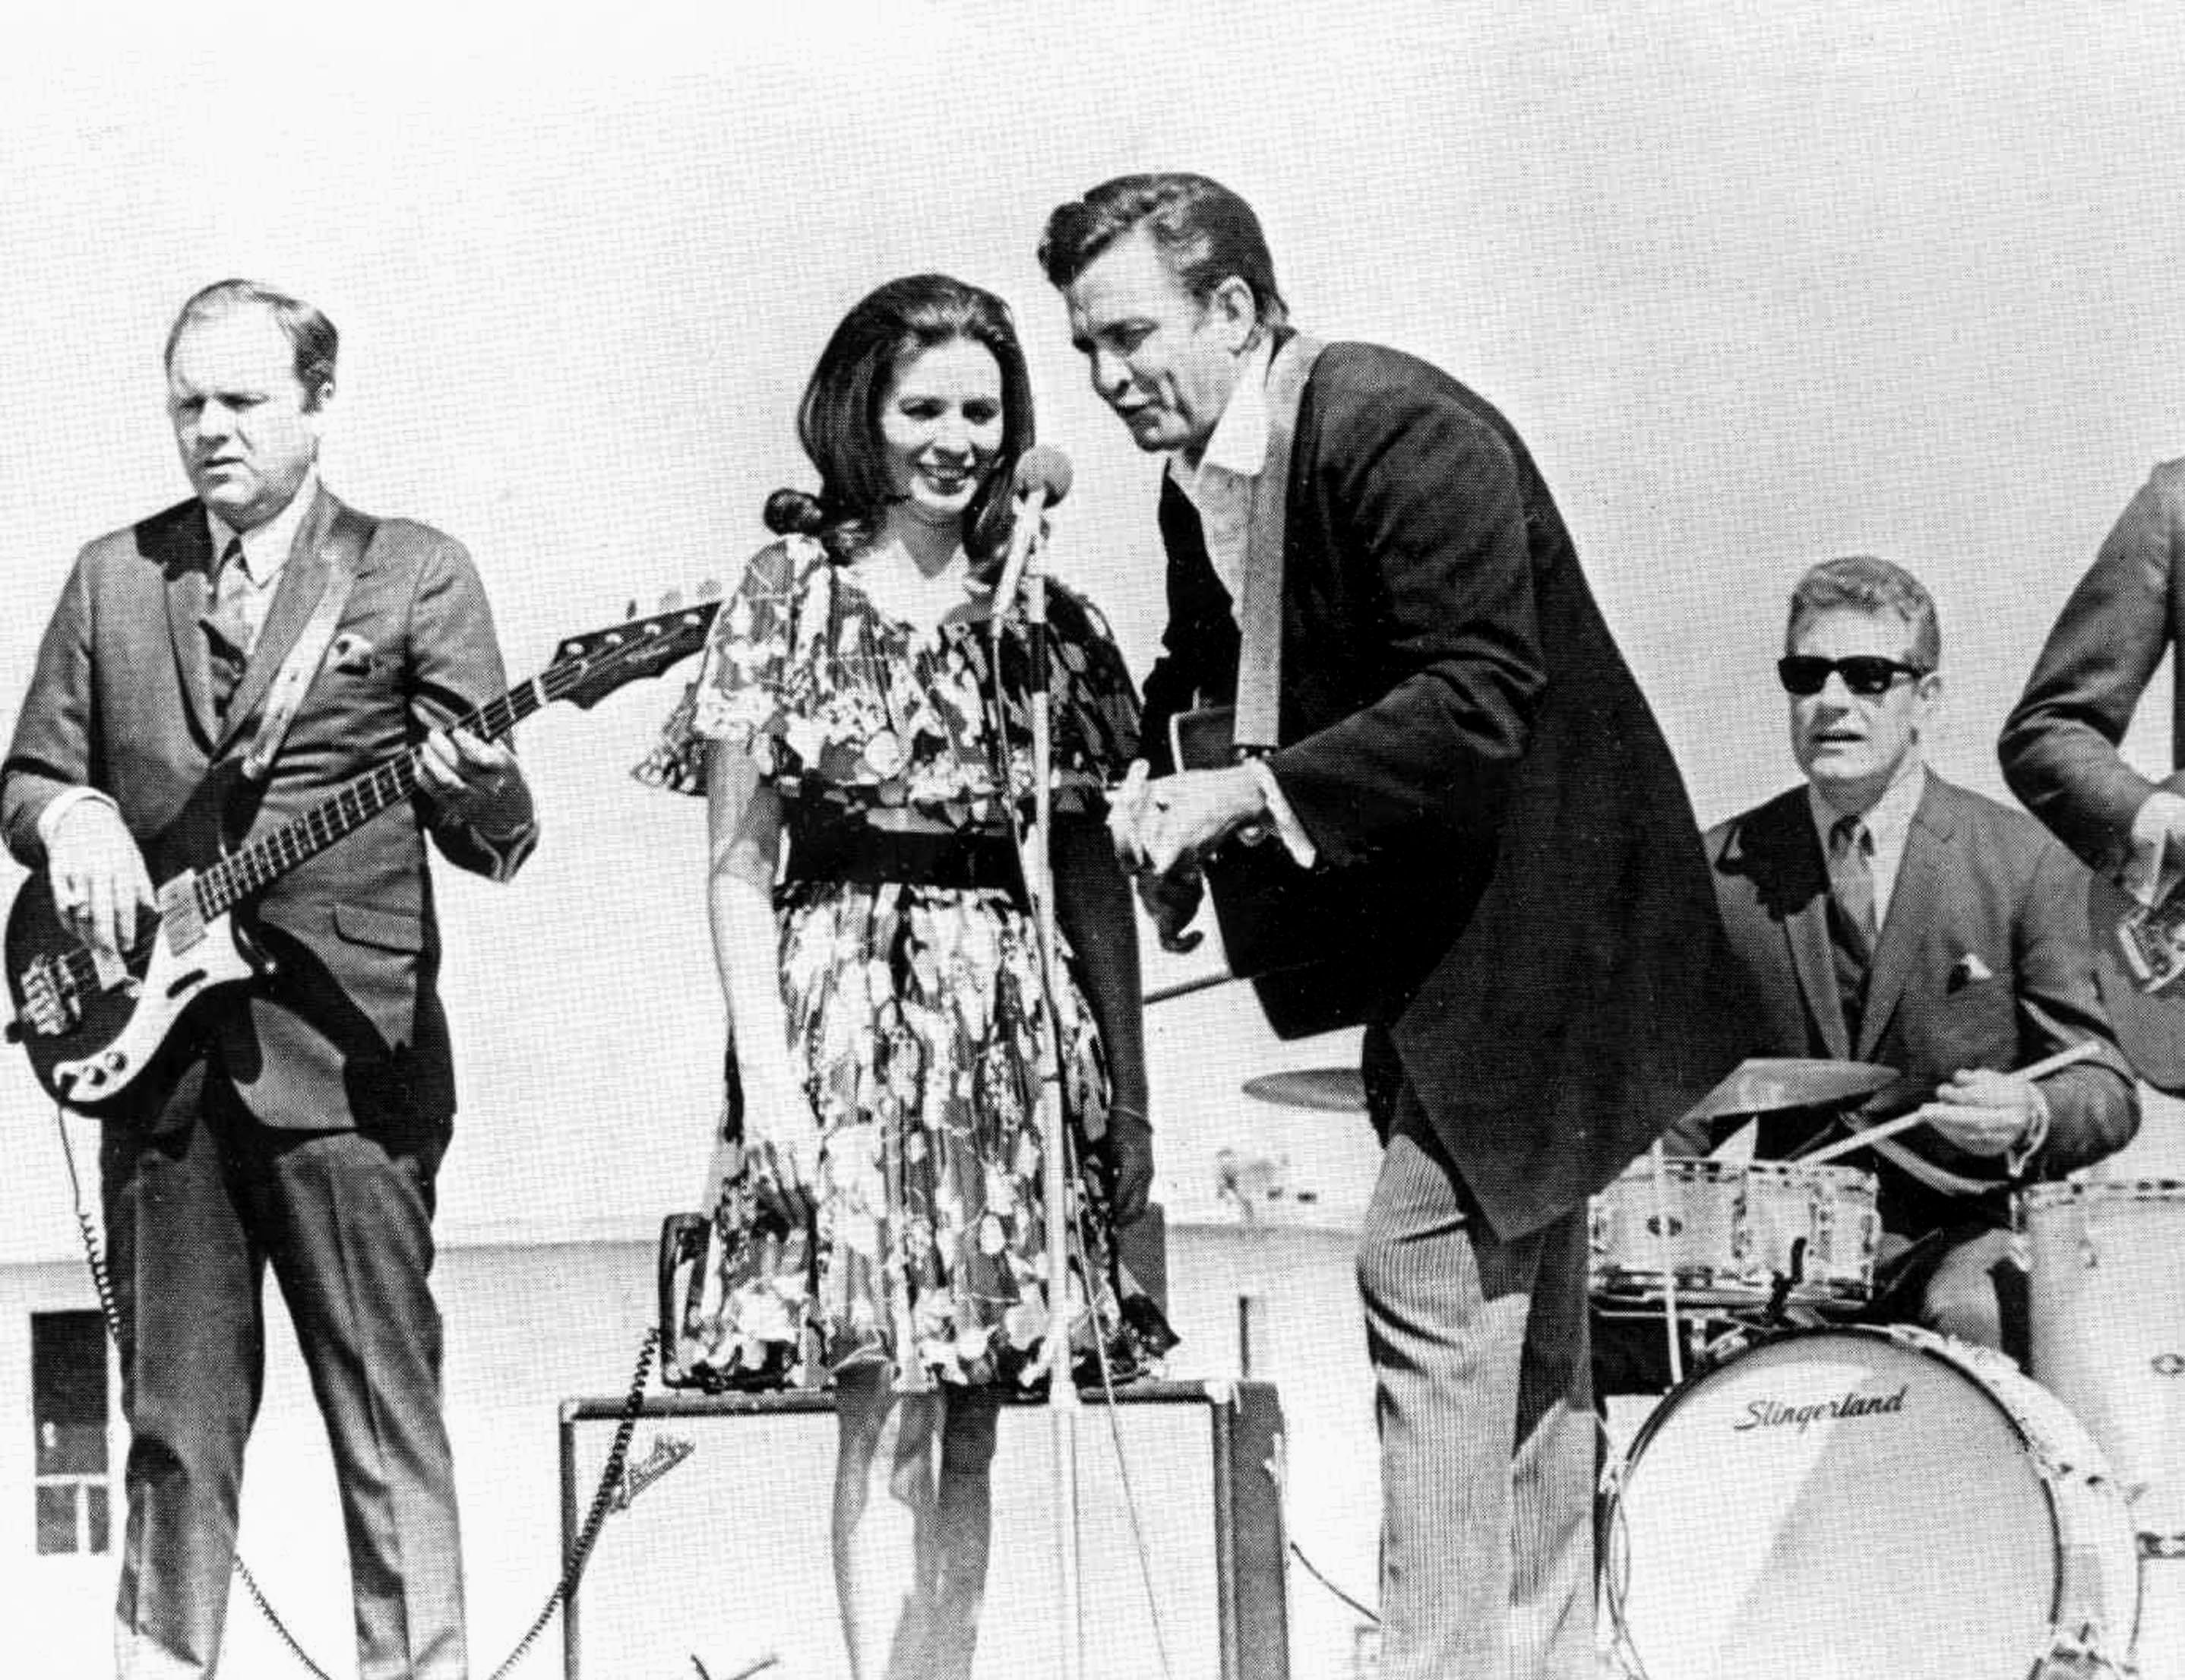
[1041,581,1143,812]
[633,537,813,796]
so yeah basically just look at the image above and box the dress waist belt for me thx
[784,825,1023,894]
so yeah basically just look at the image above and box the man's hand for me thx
[1134,867,1206,954]
[1915,1067,2044,1157]
[419,727,533,837]
[1110,764,1266,876]
[46,799,156,955]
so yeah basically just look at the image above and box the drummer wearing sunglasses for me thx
[1693,556,2137,1356]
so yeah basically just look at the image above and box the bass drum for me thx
[1601,1324,2139,1679]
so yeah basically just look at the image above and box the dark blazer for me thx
[1147,340,1746,1239]
[2,487,532,1130]
[2001,459,2185,879]
[1703,774,2136,1230]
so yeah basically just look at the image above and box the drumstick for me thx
[1799,1039,2106,1166]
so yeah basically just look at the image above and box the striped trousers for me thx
[1357,1064,1595,1680]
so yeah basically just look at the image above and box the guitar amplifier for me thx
[560,1379,1288,1679]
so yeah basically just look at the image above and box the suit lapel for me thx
[162,511,221,748]
[1855,777,1953,1061]
[216,488,339,755]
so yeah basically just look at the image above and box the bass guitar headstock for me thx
[548,584,724,710]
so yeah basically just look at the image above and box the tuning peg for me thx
[659,587,684,610]
[625,600,639,620]
[697,577,723,600]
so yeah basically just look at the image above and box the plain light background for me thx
[3,0,2183,1245]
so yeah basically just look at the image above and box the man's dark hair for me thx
[764,273,1036,573]
[165,279,340,410]
[1038,173,1289,329]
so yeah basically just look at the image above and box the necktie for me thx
[1828,814,1877,1044]
[1829,815,1877,956]
[204,536,251,716]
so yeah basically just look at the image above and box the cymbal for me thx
[1242,1067,1368,1113]
[1682,1057,1899,1122]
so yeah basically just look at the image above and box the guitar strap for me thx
[1233,333,1326,751]
[241,508,376,781]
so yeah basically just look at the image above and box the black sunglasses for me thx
[1776,654,1930,698]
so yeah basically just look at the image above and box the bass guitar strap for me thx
[241,508,377,781]
[1232,333,1326,752]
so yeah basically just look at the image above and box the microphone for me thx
[992,446,1074,623]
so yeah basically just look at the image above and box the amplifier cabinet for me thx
[560,1379,1288,1680]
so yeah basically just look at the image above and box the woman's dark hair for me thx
[1037,173,1288,331]
[765,274,1035,571]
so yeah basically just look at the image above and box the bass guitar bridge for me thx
[15,951,82,1039]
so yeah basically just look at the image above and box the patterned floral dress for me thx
[638,533,1168,1391]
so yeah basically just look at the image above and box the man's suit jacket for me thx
[1146,339,1747,1240]
[2,487,530,1131]
[1704,774,2136,1232]
[2000,457,2185,1087]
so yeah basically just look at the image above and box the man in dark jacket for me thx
[1039,174,1743,1680]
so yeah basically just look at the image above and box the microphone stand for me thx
[1007,552,1086,1680]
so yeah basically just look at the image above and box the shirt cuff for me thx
[35,786,120,856]
[1247,759,1317,868]
[2125,791,2185,907]
[2005,1084,2051,1179]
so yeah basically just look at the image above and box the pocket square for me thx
[1948,951,1994,990]
[330,632,378,674]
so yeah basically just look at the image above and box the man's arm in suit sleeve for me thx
[2000,462,2185,878]
[403,533,538,882]
[1266,377,1546,866]
[2,552,99,868]
[2013,837,2139,1175]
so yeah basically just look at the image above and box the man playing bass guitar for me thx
[2,280,534,1680]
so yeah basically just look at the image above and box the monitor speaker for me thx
[560,1379,1288,1679]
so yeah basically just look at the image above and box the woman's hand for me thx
[1103,1108,1154,1226]
[736,1061,823,1228]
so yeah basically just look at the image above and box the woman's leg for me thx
[833,1364,943,1679]
[925,1387,1002,1678]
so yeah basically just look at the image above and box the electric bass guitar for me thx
[4,593,721,1112]
[2090,867,2185,1091]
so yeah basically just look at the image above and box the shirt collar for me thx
[1165,336,1276,505]
[1808,759,1927,852]
[207,468,320,587]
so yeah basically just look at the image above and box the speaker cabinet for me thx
[560,1379,1288,1679]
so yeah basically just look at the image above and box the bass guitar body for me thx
[5,865,255,1113]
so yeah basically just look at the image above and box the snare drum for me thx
[1601,1324,2139,1678]
[1589,1156,1880,1308]
[2022,1176,2185,1549]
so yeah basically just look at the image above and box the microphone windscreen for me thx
[1014,445,1074,506]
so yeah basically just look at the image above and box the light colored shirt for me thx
[1161,337,1314,866]
[204,467,321,653]
[1167,336,1275,612]
[1807,761,1926,932]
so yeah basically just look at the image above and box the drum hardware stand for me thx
[43,1097,705,1680]
[1757,1239,1809,1328]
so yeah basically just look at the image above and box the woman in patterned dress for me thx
[638,274,1160,1678]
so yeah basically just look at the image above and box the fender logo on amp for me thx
[610,1435,694,1511]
